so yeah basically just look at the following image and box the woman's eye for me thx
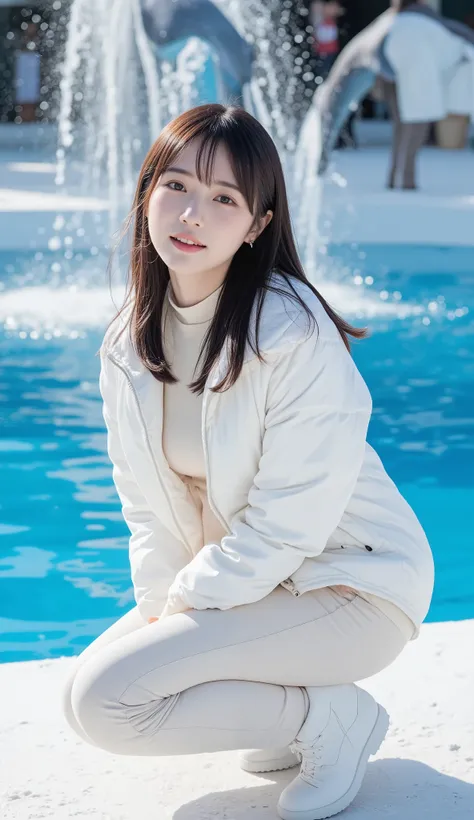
[216,195,235,206]
[166,181,185,191]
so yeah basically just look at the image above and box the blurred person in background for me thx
[383,0,432,190]
[384,0,474,189]
[311,0,343,78]
[14,21,41,123]
[311,0,357,149]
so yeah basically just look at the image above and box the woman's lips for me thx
[170,236,207,253]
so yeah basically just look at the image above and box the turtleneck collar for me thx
[167,283,223,326]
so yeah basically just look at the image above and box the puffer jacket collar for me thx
[103,272,313,380]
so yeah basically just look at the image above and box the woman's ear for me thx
[260,210,273,234]
[247,210,273,244]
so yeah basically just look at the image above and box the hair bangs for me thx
[194,121,260,217]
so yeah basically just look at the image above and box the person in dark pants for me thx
[384,0,474,189]
[382,78,430,189]
[383,1,431,189]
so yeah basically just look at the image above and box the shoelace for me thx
[291,740,324,786]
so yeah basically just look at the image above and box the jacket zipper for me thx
[281,578,301,597]
[106,353,193,555]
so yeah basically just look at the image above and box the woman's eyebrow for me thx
[164,166,241,192]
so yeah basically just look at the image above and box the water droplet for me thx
[48,236,61,251]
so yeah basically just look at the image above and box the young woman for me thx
[64,104,434,820]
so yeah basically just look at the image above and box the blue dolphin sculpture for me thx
[140,0,254,103]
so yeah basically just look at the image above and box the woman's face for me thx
[146,139,270,283]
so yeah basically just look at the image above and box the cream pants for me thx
[64,586,409,756]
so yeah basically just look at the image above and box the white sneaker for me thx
[277,684,389,820]
[239,746,300,773]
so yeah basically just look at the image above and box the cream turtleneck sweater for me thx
[163,283,226,546]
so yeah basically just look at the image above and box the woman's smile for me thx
[170,233,207,253]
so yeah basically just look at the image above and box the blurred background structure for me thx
[1,1,473,125]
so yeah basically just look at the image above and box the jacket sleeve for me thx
[161,327,373,617]
[99,350,191,621]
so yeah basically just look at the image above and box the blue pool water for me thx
[0,244,473,662]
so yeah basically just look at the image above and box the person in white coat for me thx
[384,0,474,188]
[63,104,434,820]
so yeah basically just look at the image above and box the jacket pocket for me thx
[327,542,376,555]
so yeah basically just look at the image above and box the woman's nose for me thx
[179,205,201,227]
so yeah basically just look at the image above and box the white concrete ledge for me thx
[1,619,473,819]
[322,147,474,246]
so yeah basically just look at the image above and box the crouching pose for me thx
[63,104,434,820]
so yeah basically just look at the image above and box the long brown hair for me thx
[113,104,367,393]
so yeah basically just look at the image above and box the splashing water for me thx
[55,0,300,207]
[3,0,466,338]
[1,0,325,336]
[3,245,464,338]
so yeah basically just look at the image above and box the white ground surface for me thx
[1,620,473,820]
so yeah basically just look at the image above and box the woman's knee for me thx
[61,655,100,746]
[68,648,175,755]
[62,663,81,735]
[68,654,137,754]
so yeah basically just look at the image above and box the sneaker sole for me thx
[277,705,390,820]
[240,753,300,774]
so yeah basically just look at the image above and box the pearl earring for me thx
[249,240,254,249]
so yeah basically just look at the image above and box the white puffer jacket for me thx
[100,274,434,628]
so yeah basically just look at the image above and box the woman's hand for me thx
[332,585,356,595]
[148,610,192,624]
